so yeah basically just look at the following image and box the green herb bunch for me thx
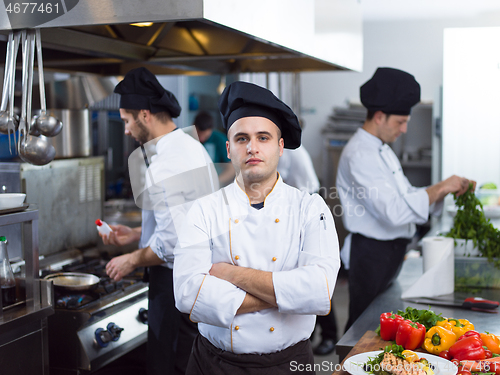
[396,306,444,330]
[445,184,500,268]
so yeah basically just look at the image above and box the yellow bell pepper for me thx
[436,318,474,339]
[423,326,457,354]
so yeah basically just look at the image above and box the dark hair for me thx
[194,111,214,131]
[124,109,172,123]
[366,110,391,121]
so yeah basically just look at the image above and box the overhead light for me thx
[130,22,154,27]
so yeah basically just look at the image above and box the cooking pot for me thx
[43,109,91,158]
[44,272,100,292]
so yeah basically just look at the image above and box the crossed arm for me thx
[209,263,276,314]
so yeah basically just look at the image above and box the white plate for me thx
[343,350,458,375]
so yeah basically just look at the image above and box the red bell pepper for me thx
[457,330,482,341]
[380,313,404,341]
[449,335,486,361]
[395,319,426,350]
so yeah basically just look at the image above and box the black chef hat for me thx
[360,67,421,116]
[114,67,181,118]
[218,81,301,149]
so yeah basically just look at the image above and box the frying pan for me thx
[44,272,100,292]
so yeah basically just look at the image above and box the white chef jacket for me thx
[133,129,218,268]
[336,128,442,241]
[173,176,340,354]
[277,145,320,194]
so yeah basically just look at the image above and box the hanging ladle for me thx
[0,32,13,134]
[30,28,61,137]
[19,30,55,166]
[5,31,20,154]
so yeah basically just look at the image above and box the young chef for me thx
[102,67,217,375]
[336,67,475,331]
[173,81,341,374]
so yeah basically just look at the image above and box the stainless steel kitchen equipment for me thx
[0,157,148,373]
[44,272,100,292]
[40,248,148,374]
[0,208,54,375]
[0,157,104,258]
[45,109,92,158]
[0,0,363,75]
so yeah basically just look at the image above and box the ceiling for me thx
[361,0,500,21]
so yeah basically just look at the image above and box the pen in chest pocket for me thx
[320,213,326,229]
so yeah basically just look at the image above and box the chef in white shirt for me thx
[278,145,320,194]
[102,67,217,375]
[173,81,341,374]
[336,67,475,331]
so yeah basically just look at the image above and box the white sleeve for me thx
[272,196,340,315]
[347,151,430,226]
[173,202,246,328]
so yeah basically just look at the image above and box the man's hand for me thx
[443,175,476,197]
[426,175,476,205]
[100,224,141,246]
[106,253,136,281]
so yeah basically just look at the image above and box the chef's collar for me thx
[357,128,383,148]
[233,173,284,207]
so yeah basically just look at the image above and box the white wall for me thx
[443,27,500,187]
[300,12,500,183]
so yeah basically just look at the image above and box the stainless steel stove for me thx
[42,250,149,375]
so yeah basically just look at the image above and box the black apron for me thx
[345,233,410,331]
[147,266,198,375]
[186,334,316,375]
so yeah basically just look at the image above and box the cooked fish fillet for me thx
[380,352,427,375]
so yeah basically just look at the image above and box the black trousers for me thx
[344,233,410,332]
[147,266,198,375]
[186,334,316,375]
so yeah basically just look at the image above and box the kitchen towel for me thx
[401,236,454,298]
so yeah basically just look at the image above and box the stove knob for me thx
[95,328,113,348]
[107,322,124,341]
[138,308,148,324]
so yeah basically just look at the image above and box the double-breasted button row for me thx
[233,326,275,332]
[234,218,279,223]
[233,255,277,262]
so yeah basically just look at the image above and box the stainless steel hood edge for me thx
[0,0,362,74]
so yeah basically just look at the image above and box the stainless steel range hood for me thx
[0,0,362,75]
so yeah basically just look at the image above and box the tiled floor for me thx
[312,270,350,375]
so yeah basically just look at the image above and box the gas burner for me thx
[45,257,145,310]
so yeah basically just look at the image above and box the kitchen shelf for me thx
[0,208,53,375]
[0,208,54,325]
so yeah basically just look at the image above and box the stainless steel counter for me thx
[336,257,500,361]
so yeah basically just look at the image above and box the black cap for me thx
[114,67,181,118]
[218,81,301,149]
[360,67,421,116]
